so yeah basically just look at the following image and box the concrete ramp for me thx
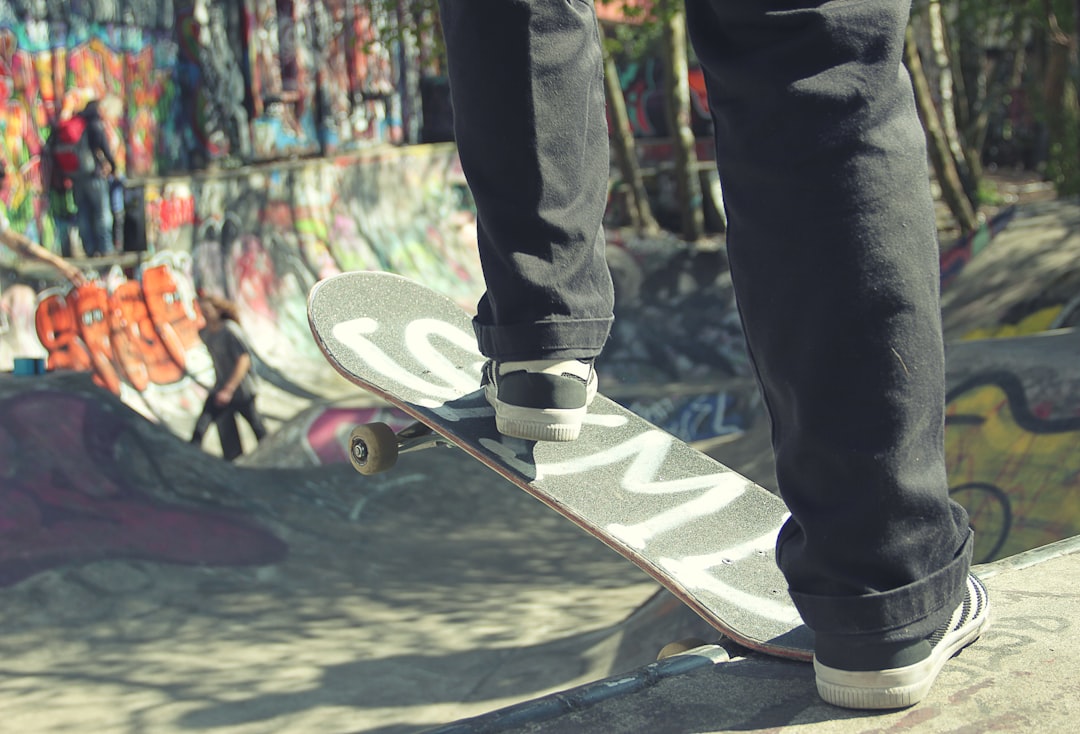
[0,372,717,733]
[0,375,287,586]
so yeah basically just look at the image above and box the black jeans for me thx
[439,0,972,644]
[191,393,268,462]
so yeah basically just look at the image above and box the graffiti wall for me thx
[22,248,217,433]
[947,371,1080,564]
[0,1,422,253]
[0,143,483,449]
[942,330,1080,563]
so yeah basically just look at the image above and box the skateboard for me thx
[307,271,813,661]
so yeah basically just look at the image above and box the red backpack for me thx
[51,115,97,184]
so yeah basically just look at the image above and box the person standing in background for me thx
[52,98,119,257]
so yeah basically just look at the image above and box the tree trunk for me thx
[1075,0,1080,181]
[904,26,980,234]
[660,4,704,241]
[1041,9,1071,170]
[601,25,659,235]
[928,0,978,205]
[952,10,990,182]
[1042,0,1080,188]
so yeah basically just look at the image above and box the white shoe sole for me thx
[491,402,589,442]
[484,369,597,442]
[815,599,990,709]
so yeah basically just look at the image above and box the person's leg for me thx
[73,183,97,257]
[216,408,243,461]
[439,0,613,360]
[190,396,218,445]
[438,0,614,441]
[88,177,114,256]
[236,397,268,442]
[49,190,76,258]
[110,178,125,252]
[685,0,984,707]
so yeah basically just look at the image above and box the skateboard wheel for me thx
[656,638,709,661]
[349,423,399,475]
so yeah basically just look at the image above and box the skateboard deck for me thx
[308,271,813,661]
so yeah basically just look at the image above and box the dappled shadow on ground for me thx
[941,199,1080,340]
[0,372,669,732]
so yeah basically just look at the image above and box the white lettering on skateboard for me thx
[583,413,629,428]
[331,306,802,634]
[657,522,798,623]
[333,316,480,408]
[480,425,793,619]
[660,552,799,623]
[482,429,750,550]
[606,484,746,550]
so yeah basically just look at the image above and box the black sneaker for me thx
[482,358,598,441]
[814,573,990,709]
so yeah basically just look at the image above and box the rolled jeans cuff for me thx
[789,529,974,643]
[473,315,613,361]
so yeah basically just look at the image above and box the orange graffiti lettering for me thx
[142,263,205,361]
[71,283,121,395]
[108,279,185,387]
[34,291,93,373]
[35,262,211,395]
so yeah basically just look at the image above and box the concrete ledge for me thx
[426,536,1080,733]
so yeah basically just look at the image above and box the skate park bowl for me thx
[1,149,1080,730]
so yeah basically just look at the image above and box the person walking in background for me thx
[0,161,86,286]
[435,0,988,710]
[190,293,268,461]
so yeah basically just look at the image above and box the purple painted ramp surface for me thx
[0,391,286,586]
[308,271,812,660]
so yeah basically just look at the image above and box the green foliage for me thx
[602,15,663,59]
[364,0,444,65]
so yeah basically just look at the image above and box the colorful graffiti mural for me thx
[612,59,712,140]
[946,371,1080,563]
[1,144,483,445]
[0,2,426,252]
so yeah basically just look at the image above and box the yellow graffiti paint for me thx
[962,306,1062,341]
[946,380,1080,563]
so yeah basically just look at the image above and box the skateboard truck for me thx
[349,421,454,475]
